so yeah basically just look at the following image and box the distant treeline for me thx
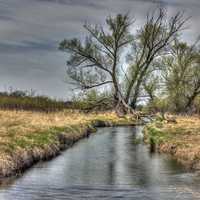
[0,90,70,112]
[0,89,113,112]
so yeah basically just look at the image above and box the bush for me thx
[71,90,114,111]
[144,97,169,115]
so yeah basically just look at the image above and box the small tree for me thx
[143,72,159,102]
[161,39,200,113]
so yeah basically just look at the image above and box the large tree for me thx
[59,8,187,113]
[59,14,134,113]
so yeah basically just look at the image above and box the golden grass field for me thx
[144,115,200,169]
[0,110,135,177]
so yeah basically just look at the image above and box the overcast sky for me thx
[0,0,199,99]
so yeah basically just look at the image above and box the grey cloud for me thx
[0,40,57,54]
[0,0,199,98]
[128,0,200,7]
[0,15,14,21]
[33,0,106,9]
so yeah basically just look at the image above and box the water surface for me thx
[0,126,200,200]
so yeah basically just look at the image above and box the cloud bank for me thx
[0,0,199,98]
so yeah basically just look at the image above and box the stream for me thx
[0,126,200,199]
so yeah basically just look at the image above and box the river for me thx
[0,126,200,200]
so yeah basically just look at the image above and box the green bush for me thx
[143,97,169,115]
[71,90,114,111]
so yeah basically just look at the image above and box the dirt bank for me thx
[144,116,200,170]
[0,110,137,178]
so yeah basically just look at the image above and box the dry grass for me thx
[0,109,134,151]
[0,109,135,177]
[145,115,200,169]
[0,109,135,129]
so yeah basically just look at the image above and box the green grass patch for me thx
[144,124,171,145]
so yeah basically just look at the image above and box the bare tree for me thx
[59,8,187,113]
[124,8,187,109]
[59,14,134,113]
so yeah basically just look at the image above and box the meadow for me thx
[0,109,135,177]
[144,115,200,170]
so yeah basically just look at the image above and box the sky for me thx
[0,0,199,99]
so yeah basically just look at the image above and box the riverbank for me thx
[144,115,200,170]
[0,110,137,178]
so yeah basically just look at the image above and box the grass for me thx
[0,110,135,152]
[144,115,200,169]
[0,109,136,177]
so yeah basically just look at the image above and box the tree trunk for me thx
[185,92,198,112]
